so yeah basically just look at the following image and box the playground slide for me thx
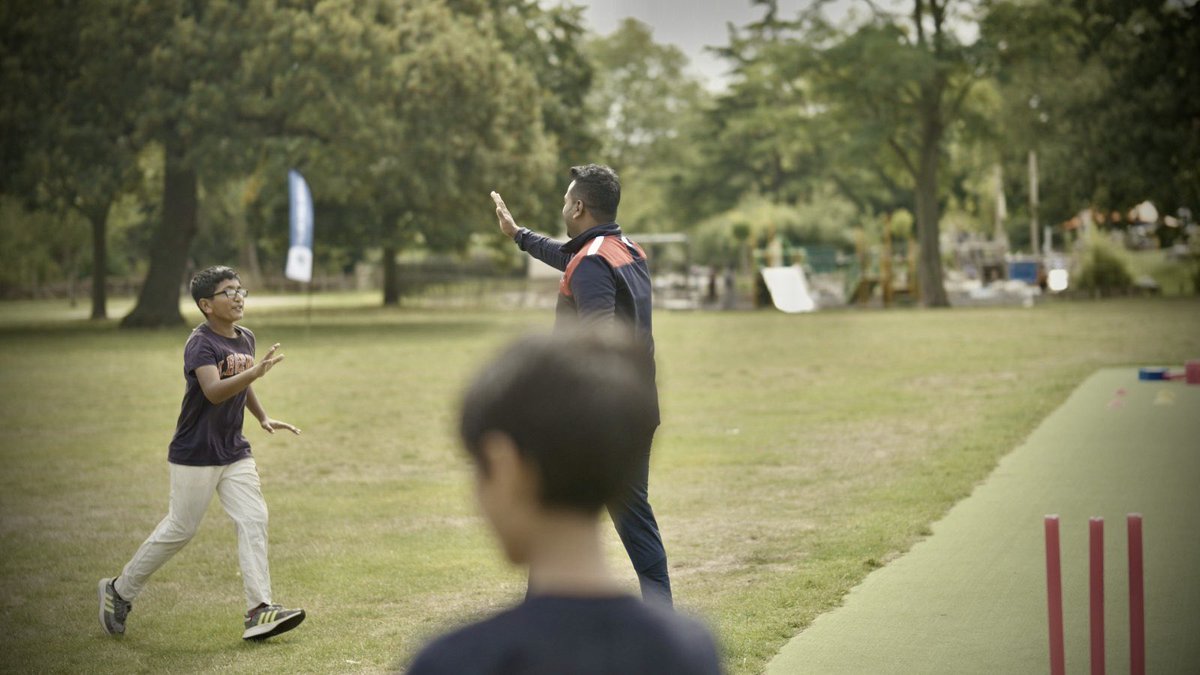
[762,266,817,313]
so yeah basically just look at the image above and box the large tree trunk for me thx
[382,244,399,306]
[241,237,263,285]
[235,174,265,286]
[915,149,949,307]
[231,211,263,288]
[88,209,107,320]
[914,93,950,308]
[121,143,198,328]
[907,0,951,308]
[1028,149,1040,255]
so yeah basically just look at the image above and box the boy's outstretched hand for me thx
[255,343,285,379]
[261,418,301,435]
[490,191,519,239]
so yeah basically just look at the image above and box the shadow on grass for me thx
[0,305,523,343]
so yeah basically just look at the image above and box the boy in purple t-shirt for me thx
[99,266,306,641]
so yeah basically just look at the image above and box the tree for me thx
[447,0,597,228]
[697,13,916,218]
[2,0,564,326]
[586,19,708,170]
[115,0,336,327]
[0,0,140,319]
[369,1,557,303]
[0,197,87,299]
[806,0,989,306]
[585,18,710,233]
[982,0,1200,225]
[112,1,463,321]
[263,0,557,305]
[700,0,991,306]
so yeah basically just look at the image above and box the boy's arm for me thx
[246,385,301,435]
[194,342,285,405]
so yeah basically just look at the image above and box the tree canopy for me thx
[982,0,1199,220]
[584,18,710,233]
[2,0,565,324]
[2,0,1194,313]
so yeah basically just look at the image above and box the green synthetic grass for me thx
[767,369,1200,673]
[1,295,1198,674]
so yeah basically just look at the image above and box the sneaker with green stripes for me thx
[98,577,131,635]
[242,603,306,640]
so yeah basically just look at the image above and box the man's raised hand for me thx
[490,191,519,239]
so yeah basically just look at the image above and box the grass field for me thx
[1,295,1197,673]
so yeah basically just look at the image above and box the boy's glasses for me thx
[210,288,249,299]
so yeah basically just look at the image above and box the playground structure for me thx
[513,213,1170,312]
[760,266,816,313]
[747,239,851,310]
[847,215,919,307]
[746,218,913,309]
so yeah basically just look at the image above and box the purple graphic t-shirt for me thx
[168,323,256,466]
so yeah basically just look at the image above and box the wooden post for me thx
[882,213,893,308]
[1029,149,1040,256]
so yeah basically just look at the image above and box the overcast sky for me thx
[570,1,852,90]
[567,1,983,91]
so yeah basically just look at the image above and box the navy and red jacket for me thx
[516,222,659,420]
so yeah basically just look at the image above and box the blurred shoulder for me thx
[634,603,722,672]
[405,610,518,674]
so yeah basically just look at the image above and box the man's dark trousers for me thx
[609,429,671,606]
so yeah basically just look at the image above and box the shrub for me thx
[692,190,857,267]
[1074,236,1133,297]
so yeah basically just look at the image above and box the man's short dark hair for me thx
[190,266,240,309]
[568,164,621,223]
[459,329,657,513]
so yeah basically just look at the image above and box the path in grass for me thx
[767,368,1200,674]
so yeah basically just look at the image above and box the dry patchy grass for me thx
[1,297,1197,673]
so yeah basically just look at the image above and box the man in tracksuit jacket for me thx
[489,164,672,606]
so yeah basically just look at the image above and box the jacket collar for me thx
[560,222,622,254]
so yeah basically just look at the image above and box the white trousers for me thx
[114,457,272,611]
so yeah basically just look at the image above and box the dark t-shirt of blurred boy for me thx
[408,596,719,675]
[405,331,721,675]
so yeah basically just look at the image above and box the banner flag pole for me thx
[286,169,314,335]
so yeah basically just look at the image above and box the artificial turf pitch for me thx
[767,368,1200,674]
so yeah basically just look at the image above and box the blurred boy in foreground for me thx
[406,330,720,674]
